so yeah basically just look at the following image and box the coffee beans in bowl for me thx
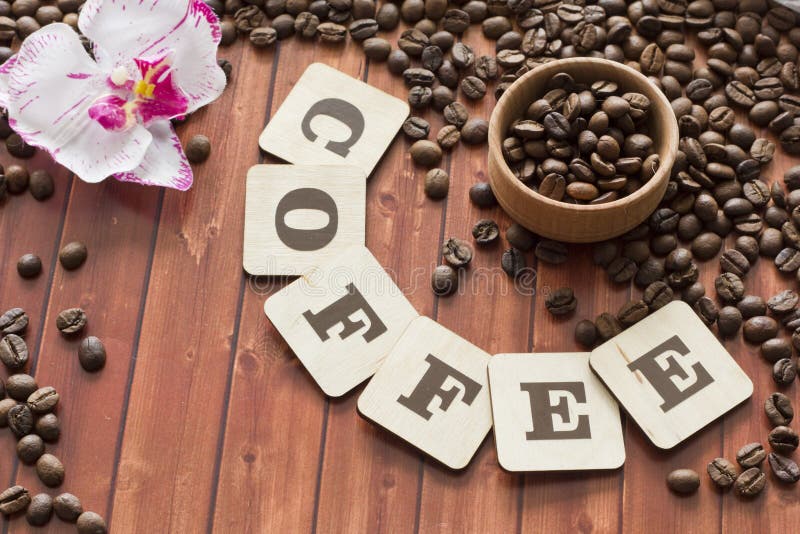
[488,58,678,243]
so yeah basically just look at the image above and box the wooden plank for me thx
[521,245,627,533]
[211,38,359,533]
[721,113,800,531]
[313,28,445,532]
[416,26,525,533]
[106,41,250,532]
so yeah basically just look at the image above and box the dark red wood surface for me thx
[0,27,798,534]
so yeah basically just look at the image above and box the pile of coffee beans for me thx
[502,78,659,204]
[668,391,799,498]
[0,306,107,531]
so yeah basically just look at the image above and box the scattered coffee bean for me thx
[535,240,567,264]
[718,307,743,338]
[431,265,458,296]
[574,319,597,348]
[26,493,52,527]
[56,308,87,335]
[77,511,108,534]
[768,290,799,315]
[0,486,30,515]
[8,403,33,438]
[53,493,82,522]
[501,248,526,278]
[28,169,53,201]
[666,468,700,494]
[27,386,58,414]
[743,316,779,344]
[0,334,28,371]
[773,358,797,386]
[761,338,792,363]
[36,453,64,488]
[424,168,449,199]
[737,443,766,468]
[768,426,799,454]
[707,458,737,489]
[185,134,211,164]
[16,434,44,464]
[35,413,59,443]
[472,219,499,245]
[768,453,800,484]
[442,237,472,268]
[409,140,442,167]
[6,374,36,402]
[545,287,577,316]
[506,223,537,252]
[765,392,794,427]
[734,467,766,497]
[0,308,28,335]
[16,253,41,278]
[58,241,87,270]
[469,182,496,207]
[595,312,622,341]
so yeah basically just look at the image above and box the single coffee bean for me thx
[35,413,59,442]
[694,297,719,326]
[707,458,737,489]
[506,223,537,252]
[737,442,766,468]
[26,493,52,527]
[666,468,700,494]
[535,240,567,264]
[718,306,743,338]
[682,282,706,307]
[574,319,597,348]
[424,168,449,199]
[471,219,498,246]
[0,399,15,428]
[442,238,472,268]
[768,453,800,484]
[28,169,53,201]
[36,454,64,488]
[469,182,495,207]
[16,253,41,279]
[691,232,722,261]
[56,308,86,335]
[185,135,211,163]
[765,392,794,427]
[409,140,441,167]
[501,248,526,278]
[58,241,87,270]
[715,273,744,303]
[77,511,108,534]
[402,116,429,140]
[772,358,797,386]
[768,290,799,315]
[735,236,760,264]
[768,426,799,454]
[545,287,577,316]
[719,249,750,277]
[431,265,458,296]
[0,308,28,336]
[776,247,800,273]
[761,338,792,364]
[618,300,649,327]
[644,281,673,311]
[461,118,488,144]
[743,316,779,344]
[734,467,766,497]
[6,374,36,402]
[8,404,33,438]
[16,434,44,464]
[595,312,622,341]
[53,493,82,522]
[27,386,58,414]
[0,334,28,371]
[0,486,31,515]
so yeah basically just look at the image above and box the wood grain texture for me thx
[0,20,798,534]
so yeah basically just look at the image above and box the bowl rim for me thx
[488,57,680,213]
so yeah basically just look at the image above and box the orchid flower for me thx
[0,0,226,191]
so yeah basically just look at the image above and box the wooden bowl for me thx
[488,58,679,243]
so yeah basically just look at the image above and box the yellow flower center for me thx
[134,80,156,99]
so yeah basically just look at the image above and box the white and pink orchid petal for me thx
[79,0,225,114]
[114,121,193,191]
[133,54,189,124]
[0,55,19,109]
[5,23,152,183]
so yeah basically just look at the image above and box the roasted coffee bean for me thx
[719,250,750,278]
[424,168,449,199]
[718,306,743,338]
[769,426,799,454]
[58,241,87,270]
[409,140,441,166]
[77,511,108,534]
[56,308,86,335]
[682,282,706,307]
[595,312,622,341]
[16,434,44,464]
[53,493,82,522]
[574,319,597,348]
[8,404,33,438]
[469,182,496,207]
[6,374,36,401]
[694,297,719,326]
[752,138,776,163]
[618,300,648,327]
[506,223,537,252]
[762,338,792,364]
[607,257,637,283]
[545,287,577,316]
[634,258,664,287]
[768,290,799,315]
[535,240,567,264]
[443,102,468,128]
[461,119,488,145]
[501,248,526,278]
[35,413,59,443]
[666,469,700,494]
[184,134,211,163]
[0,334,28,370]
[402,117,429,140]
[16,253,41,279]
[0,486,30,515]
[707,458,737,489]
[737,442,766,468]
[738,295,766,319]
[744,316,779,344]
[768,453,800,484]
[442,238,472,268]
[734,236,759,265]
[28,169,53,201]
[387,50,410,74]
[765,393,794,427]
[643,281,673,312]
[775,248,800,273]
[35,453,64,488]
[27,386,58,414]
[735,467,766,497]
[0,308,28,336]
[773,358,797,386]
[77,336,106,373]
[692,232,722,261]
[472,219,499,245]
[26,493,52,527]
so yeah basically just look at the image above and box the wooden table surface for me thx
[1,23,799,534]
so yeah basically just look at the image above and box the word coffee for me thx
[259,62,409,178]
[243,164,365,275]
[358,317,492,469]
[590,301,753,449]
[488,353,625,472]
[264,246,418,397]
